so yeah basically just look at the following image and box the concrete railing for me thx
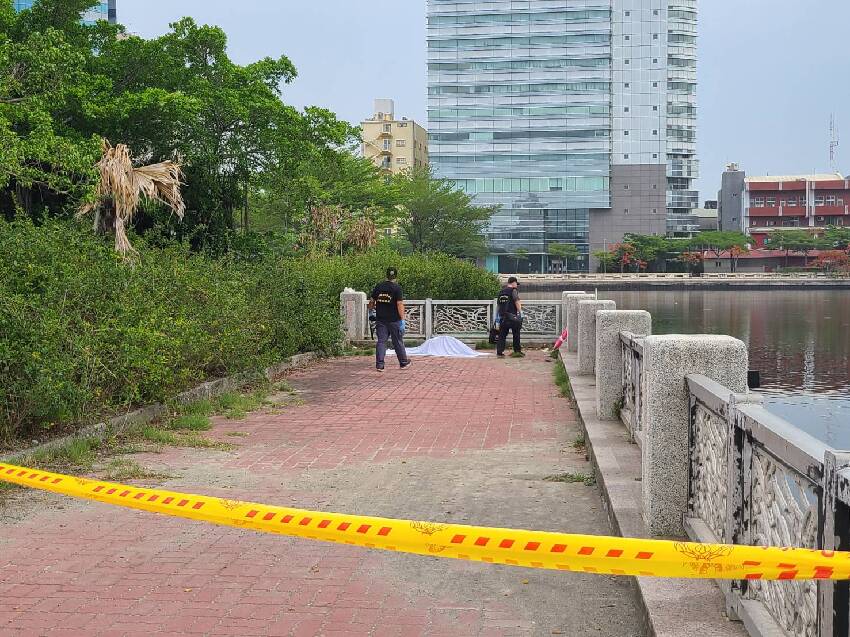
[340,289,578,343]
[501,272,849,280]
[580,302,850,637]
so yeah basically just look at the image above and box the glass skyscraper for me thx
[13,0,117,25]
[427,1,698,273]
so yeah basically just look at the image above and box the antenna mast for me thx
[830,114,839,172]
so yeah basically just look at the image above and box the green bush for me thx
[0,219,499,442]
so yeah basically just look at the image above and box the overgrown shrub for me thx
[0,219,499,442]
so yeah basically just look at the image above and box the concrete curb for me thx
[560,353,747,637]
[1,352,318,464]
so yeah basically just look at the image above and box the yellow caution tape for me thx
[1,462,847,581]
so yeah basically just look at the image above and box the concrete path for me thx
[0,353,642,637]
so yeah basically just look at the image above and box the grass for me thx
[475,340,495,351]
[543,472,596,487]
[572,434,586,452]
[169,414,212,431]
[177,399,215,417]
[214,391,264,420]
[100,459,170,482]
[20,436,102,472]
[553,359,574,401]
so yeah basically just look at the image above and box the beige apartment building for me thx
[361,99,428,174]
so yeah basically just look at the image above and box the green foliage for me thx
[0,217,498,442]
[392,166,499,258]
[169,414,212,431]
[687,231,750,256]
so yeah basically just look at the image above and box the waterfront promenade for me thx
[0,354,640,636]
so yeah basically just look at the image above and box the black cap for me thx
[386,267,398,280]
[507,276,519,285]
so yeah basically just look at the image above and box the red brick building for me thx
[742,174,850,247]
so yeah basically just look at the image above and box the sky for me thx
[119,0,850,201]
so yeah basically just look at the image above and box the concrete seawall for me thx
[519,277,850,293]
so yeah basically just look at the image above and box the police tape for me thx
[1,462,847,581]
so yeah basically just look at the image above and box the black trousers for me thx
[497,317,522,355]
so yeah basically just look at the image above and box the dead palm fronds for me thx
[346,215,377,252]
[78,140,185,256]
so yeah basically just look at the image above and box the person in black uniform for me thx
[369,267,411,372]
[496,277,524,358]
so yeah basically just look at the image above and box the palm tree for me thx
[78,141,185,256]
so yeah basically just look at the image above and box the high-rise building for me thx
[361,99,429,175]
[427,1,698,273]
[13,0,117,25]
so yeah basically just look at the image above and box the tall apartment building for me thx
[427,1,698,273]
[14,0,117,24]
[361,99,429,175]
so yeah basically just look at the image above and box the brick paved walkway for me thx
[0,353,641,636]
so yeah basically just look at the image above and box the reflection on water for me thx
[536,290,850,447]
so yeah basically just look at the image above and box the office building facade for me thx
[14,0,117,24]
[427,0,698,273]
[361,99,429,175]
[718,165,849,247]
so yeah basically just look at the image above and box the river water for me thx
[539,290,850,448]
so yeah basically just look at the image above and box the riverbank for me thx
[512,274,850,293]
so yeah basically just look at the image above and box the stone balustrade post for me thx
[641,335,748,536]
[340,288,367,345]
[577,300,616,375]
[565,293,595,353]
[560,291,586,332]
[595,310,651,419]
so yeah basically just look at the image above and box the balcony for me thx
[667,190,699,209]
[667,159,700,179]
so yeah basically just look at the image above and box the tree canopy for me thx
[0,0,398,252]
[392,165,498,258]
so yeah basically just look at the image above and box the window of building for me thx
[652,208,659,214]
[839,198,845,206]
[653,130,658,135]
[624,184,630,190]
[624,130,629,136]
[652,82,659,87]
[786,197,796,207]
[397,157,407,164]
[625,36,631,41]
[382,124,391,133]
[652,153,658,158]
[624,208,630,214]
[382,139,392,150]
[752,197,764,207]
[653,34,659,40]
[624,107,630,112]
[625,11,630,16]
[625,59,630,64]
[397,122,408,128]
[766,197,775,207]
[654,9,659,15]
[396,139,406,147]
[815,195,825,206]
[624,154,630,159]
[625,83,630,88]
[827,195,836,206]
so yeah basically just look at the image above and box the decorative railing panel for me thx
[518,301,560,335]
[619,333,643,440]
[689,402,728,542]
[432,301,491,335]
[684,375,845,637]
[748,447,819,637]
[358,298,563,341]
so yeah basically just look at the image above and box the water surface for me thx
[543,290,850,447]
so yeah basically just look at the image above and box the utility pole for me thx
[830,114,840,173]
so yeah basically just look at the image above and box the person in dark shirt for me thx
[369,267,411,372]
[496,277,524,358]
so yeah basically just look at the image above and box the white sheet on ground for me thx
[402,335,488,358]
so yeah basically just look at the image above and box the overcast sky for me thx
[119,0,849,200]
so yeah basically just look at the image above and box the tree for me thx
[622,234,674,272]
[688,231,750,272]
[812,250,850,274]
[592,250,616,274]
[549,243,580,272]
[513,248,530,273]
[766,229,807,268]
[393,165,498,258]
[824,226,850,253]
[77,141,184,256]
